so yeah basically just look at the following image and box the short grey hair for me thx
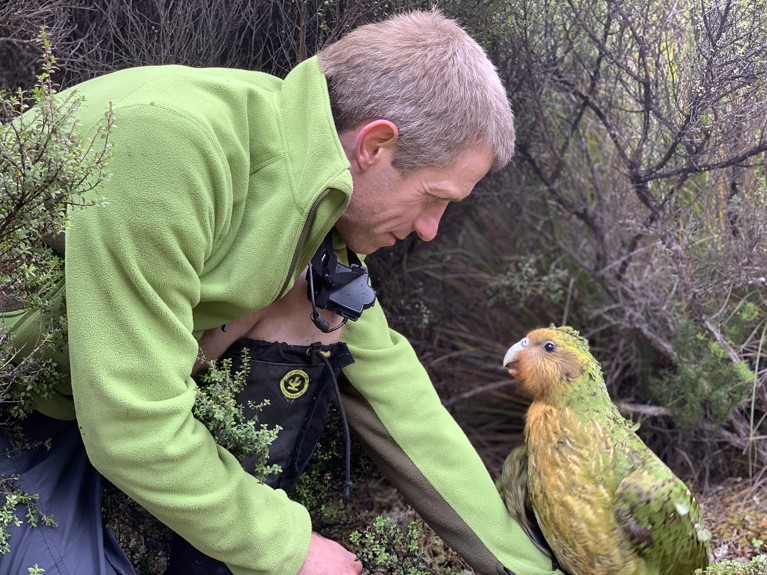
[318,9,515,173]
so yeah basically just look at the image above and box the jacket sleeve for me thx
[65,106,310,575]
[341,303,562,575]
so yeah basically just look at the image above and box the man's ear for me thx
[352,119,398,171]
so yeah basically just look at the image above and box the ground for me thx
[698,478,767,562]
[333,472,767,574]
[108,462,766,575]
[108,406,767,574]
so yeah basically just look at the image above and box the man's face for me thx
[336,145,494,254]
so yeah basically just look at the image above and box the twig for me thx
[442,379,516,407]
[617,401,673,418]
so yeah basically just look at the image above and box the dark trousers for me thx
[0,412,136,575]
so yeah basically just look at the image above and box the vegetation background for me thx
[1,0,766,573]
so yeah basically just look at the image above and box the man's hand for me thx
[298,532,362,575]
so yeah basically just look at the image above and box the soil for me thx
[697,478,767,562]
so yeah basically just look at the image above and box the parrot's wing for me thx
[497,444,553,558]
[613,457,711,573]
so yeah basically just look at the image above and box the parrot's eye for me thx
[542,341,557,353]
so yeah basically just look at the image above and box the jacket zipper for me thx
[277,187,333,299]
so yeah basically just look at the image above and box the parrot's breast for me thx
[525,402,646,575]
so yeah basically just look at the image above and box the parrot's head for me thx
[502,325,599,403]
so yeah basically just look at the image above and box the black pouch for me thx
[165,338,354,575]
[225,338,354,492]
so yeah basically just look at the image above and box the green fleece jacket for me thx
[4,58,560,575]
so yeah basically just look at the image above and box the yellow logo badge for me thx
[279,369,310,399]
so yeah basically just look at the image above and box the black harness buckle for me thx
[306,230,376,332]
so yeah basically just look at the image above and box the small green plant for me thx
[647,319,753,437]
[0,475,56,555]
[346,513,470,575]
[193,350,282,481]
[695,554,767,575]
[348,516,430,575]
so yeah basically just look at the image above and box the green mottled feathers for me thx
[497,444,552,558]
[498,326,711,575]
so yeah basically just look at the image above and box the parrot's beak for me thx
[503,338,530,379]
[503,337,529,374]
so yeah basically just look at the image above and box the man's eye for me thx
[543,341,557,353]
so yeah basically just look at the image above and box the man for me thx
[0,10,561,575]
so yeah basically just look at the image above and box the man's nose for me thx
[414,206,447,242]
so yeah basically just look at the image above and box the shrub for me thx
[0,28,112,419]
[0,26,111,554]
[647,319,753,437]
